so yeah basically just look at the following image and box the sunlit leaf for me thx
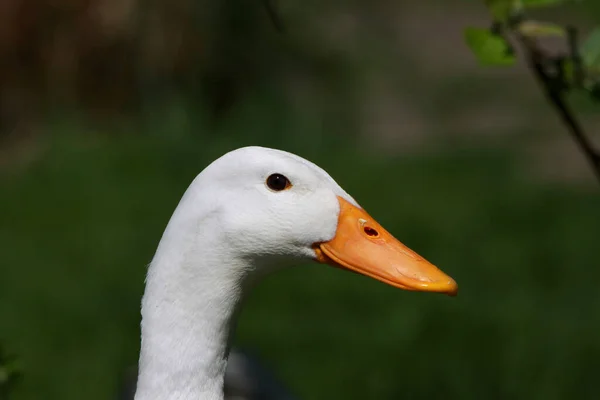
[518,21,566,37]
[464,27,516,66]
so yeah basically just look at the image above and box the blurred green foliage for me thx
[469,0,600,100]
[1,103,599,399]
[1,1,600,400]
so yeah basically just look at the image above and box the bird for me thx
[133,146,458,400]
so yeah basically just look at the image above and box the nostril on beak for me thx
[363,226,379,237]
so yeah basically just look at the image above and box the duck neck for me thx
[134,210,247,400]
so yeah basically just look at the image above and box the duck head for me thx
[189,146,457,296]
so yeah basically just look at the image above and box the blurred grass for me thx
[1,101,599,400]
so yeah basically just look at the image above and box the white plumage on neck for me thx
[135,192,243,400]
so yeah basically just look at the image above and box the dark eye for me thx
[266,173,291,191]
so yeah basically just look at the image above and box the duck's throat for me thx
[134,235,246,400]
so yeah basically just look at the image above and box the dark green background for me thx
[1,0,600,399]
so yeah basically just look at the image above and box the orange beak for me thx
[314,197,458,296]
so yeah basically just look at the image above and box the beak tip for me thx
[444,280,459,297]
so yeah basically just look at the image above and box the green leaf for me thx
[464,27,516,66]
[517,21,566,37]
[562,43,600,102]
[581,27,600,72]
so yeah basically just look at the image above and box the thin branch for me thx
[516,33,600,183]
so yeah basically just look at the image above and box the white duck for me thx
[134,146,458,400]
